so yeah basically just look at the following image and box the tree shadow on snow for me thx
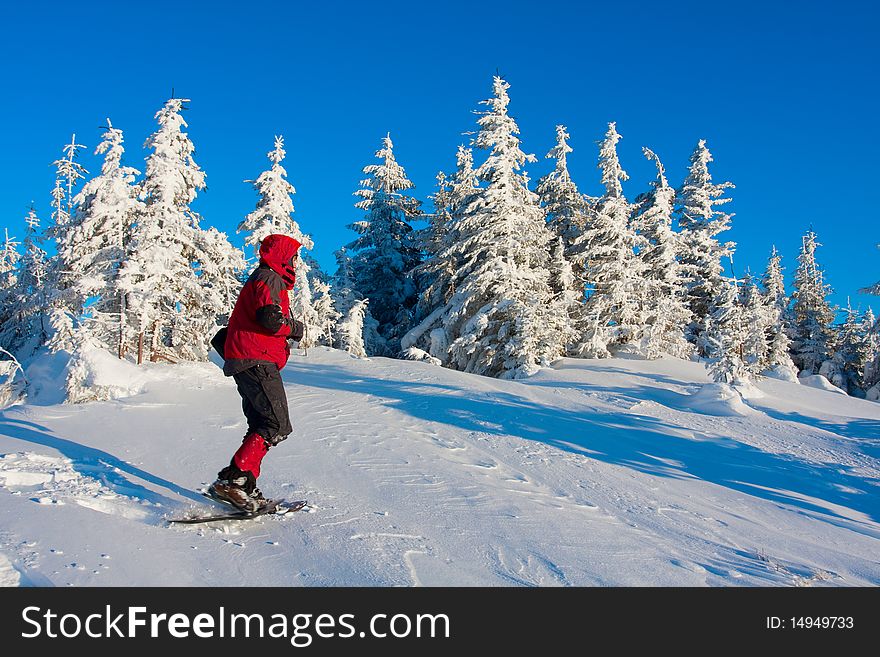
[285,361,880,529]
[0,416,206,510]
[733,403,880,459]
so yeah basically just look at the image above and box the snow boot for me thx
[209,465,269,513]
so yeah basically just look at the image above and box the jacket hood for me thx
[259,234,302,289]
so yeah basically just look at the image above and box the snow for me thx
[684,383,752,416]
[0,347,878,587]
[799,373,848,395]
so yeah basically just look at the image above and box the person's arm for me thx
[252,281,292,337]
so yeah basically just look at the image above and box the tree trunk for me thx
[118,292,126,360]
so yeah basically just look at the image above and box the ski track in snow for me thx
[0,348,878,586]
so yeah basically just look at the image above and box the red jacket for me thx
[224,234,302,372]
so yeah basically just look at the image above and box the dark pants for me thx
[232,363,292,443]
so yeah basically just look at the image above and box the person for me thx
[209,233,304,512]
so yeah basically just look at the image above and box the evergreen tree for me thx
[762,246,787,312]
[739,273,770,375]
[120,97,240,363]
[332,247,382,352]
[0,229,20,299]
[537,125,589,270]
[674,140,735,352]
[861,307,880,395]
[47,134,88,241]
[572,122,643,356]
[631,148,692,359]
[705,278,750,385]
[238,136,303,256]
[760,246,797,375]
[3,211,50,354]
[239,135,324,347]
[311,279,340,347]
[195,227,248,329]
[411,146,479,333]
[412,171,453,323]
[332,247,358,320]
[449,145,479,213]
[337,298,368,358]
[45,135,89,353]
[0,228,22,349]
[441,77,564,378]
[790,230,836,375]
[346,134,422,354]
[834,302,870,395]
[65,120,143,358]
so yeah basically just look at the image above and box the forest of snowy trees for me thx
[1,78,879,404]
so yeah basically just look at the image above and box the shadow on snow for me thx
[286,360,880,529]
[0,415,206,510]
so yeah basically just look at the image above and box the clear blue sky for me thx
[1,0,877,314]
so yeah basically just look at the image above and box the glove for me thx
[287,318,305,342]
[255,304,285,333]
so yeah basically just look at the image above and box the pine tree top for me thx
[598,122,628,200]
[142,97,206,211]
[473,77,536,184]
[355,134,418,211]
[677,139,734,233]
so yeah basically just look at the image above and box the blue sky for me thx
[1,0,877,313]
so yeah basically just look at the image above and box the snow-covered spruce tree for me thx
[571,122,643,357]
[548,236,582,345]
[0,229,20,287]
[537,125,590,272]
[0,228,23,407]
[0,228,22,349]
[331,247,358,320]
[790,230,836,375]
[298,256,339,349]
[862,308,880,398]
[631,148,692,359]
[311,279,340,347]
[674,140,735,353]
[760,246,797,377]
[45,135,90,353]
[239,136,305,256]
[120,97,241,363]
[3,211,50,355]
[64,120,143,359]
[859,258,880,399]
[337,298,368,358]
[738,274,771,375]
[449,145,480,216]
[705,278,750,385]
[331,247,382,352]
[407,146,480,355]
[536,127,588,347]
[412,171,453,323]
[833,302,870,395]
[238,135,327,349]
[46,134,88,243]
[442,76,567,378]
[346,134,422,354]
[0,344,25,408]
[195,227,248,329]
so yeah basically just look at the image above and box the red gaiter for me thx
[232,433,269,479]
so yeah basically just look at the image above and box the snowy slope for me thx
[0,347,878,587]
